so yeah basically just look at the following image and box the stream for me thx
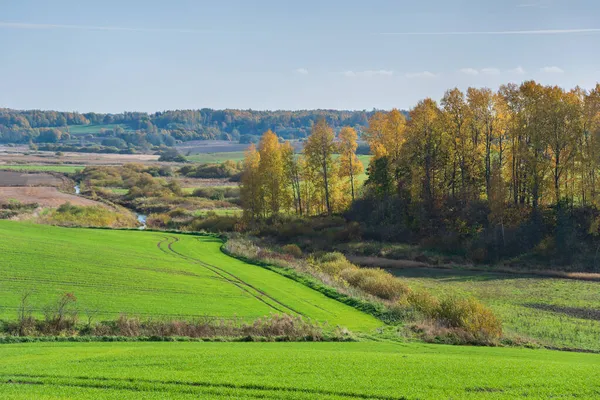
[75,183,147,230]
[136,213,147,230]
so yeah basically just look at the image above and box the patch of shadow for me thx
[465,387,504,393]
[524,303,600,321]
[4,379,44,385]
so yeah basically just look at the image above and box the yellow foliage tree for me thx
[258,130,288,217]
[338,127,364,201]
[304,119,339,215]
[240,144,262,221]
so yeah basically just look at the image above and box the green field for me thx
[0,221,379,330]
[187,152,246,164]
[67,124,130,136]
[0,165,84,173]
[195,208,241,216]
[0,341,598,399]
[389,267,600,351]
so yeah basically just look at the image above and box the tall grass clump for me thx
[409,291,502,343]
[224,236,503,344]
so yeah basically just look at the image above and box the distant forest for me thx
[0,108,386,147]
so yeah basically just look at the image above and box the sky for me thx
[0,0,599,113]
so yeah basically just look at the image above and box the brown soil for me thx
[0,187,102,207]
[0,171,65,187]
[0,148,160,166]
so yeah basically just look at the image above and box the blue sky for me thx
[0,0,598,112]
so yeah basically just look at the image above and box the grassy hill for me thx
[1,341,599,399]
[0,221,379,331]
[388,267,600,352]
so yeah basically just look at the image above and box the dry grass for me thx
[0,187,102,207]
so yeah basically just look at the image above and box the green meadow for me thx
[0,342,598,399]
[0,165,84,173]
[186,151,246,164]
[0,221,379,331]
[389,267,600,351]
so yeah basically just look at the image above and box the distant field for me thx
[0,165,84,173]
[1,342,599,399]
[0,171,65,187]
[195,208,241,216]
[0,187,99,208]
[67,124,130,136]
[0,221,379,330]
[187,152,246,164]
[388,267,600,351]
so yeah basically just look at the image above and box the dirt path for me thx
[347,255,600,282]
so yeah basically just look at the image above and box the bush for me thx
[410,294,502,340]
[282,244,303,258]
[340,268,411,301]
[42,203,138,228]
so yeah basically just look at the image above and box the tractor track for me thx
[158,236,303,316]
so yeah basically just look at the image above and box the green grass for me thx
[106,188,128,195]
[388,267,600,351]
[186,152,246,164]
[0,165,84,173]
[67,124,130,136]
[194,208,241,216]
[0,221,379,331]
[0,341,598,399]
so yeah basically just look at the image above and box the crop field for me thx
[0,341,598,399]
[0,164,84,173]
[0,187,100,208]
[67,124,131,136]
[388,267,600,351]
[187,151,246,164]
[0,221,379,330]
[0,170,66,187]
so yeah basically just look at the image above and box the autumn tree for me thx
[240,144,263,220]
[258,130,288,217]
[338,127,364,201]
[282,141,303,215]
[304,119,338,215]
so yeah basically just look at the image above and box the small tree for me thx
[44,292,78,333]
[17,290,35,336]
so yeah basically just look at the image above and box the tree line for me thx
[240,81,600,265]
[240,122,364,219]
[0,108,378,145]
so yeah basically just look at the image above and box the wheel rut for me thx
[158,236,303,316]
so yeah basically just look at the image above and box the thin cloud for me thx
[405,71,438,79]
[517,0,552,8]
[481,68,501,75]
[459,68,480,75]
[541,66,564,73]
[0,21,238,34]
[294,68,309,75]
[379,28,600,36]
[343,70,394,78]
[508,66,527,74]
[3,21,599,37]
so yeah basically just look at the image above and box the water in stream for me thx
[137,213,147,230]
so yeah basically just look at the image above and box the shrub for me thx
[42,293,79,334]
[42,204,138,228]
[410,294,502,340]
[340,268,411,301]
[311,252,354,276]
[407,291,440,317]
[282,244,303,258]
